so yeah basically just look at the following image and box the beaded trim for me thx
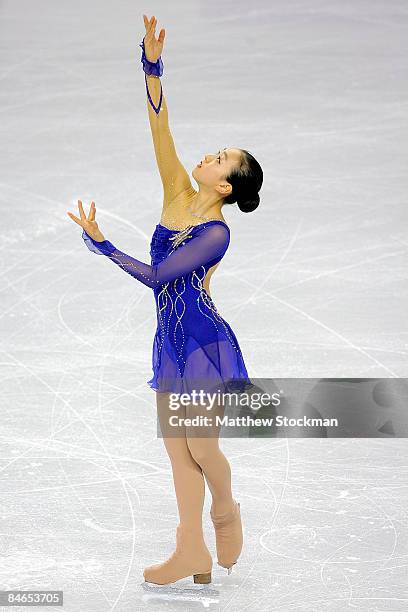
[192,267,220,334]
[173,276,187,375]
[168,226,194,249]
[156,281,171,365]
[191,267,239,352]
[108,251,162,285]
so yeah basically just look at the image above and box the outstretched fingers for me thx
[67,200,95,228]
[88,201,96,222]
[142,14,164,47]
[67,210,82,226]
[78,199,86,221]
[143,14,153,30]
[144,15,156,39]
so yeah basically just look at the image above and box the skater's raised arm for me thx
[142,15,192,206]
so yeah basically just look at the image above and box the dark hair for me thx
[223,149,263,213]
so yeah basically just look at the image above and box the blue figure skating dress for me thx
[82,220,249,394]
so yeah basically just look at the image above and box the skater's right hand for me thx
[67,200,106,242]
[142,14,165,63]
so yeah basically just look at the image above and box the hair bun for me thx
[237,192,260,213]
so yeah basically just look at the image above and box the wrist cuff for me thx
[82,229,116,256]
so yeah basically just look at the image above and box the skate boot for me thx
[143,524,213,585]
[210,499,243,574]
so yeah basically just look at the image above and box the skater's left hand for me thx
[67,200,106,242]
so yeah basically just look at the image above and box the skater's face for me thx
[192,147,242,198]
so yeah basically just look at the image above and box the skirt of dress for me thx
[147,321,251,395]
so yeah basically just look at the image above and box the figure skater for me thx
[67,13,263,586]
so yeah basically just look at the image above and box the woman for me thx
[68,14,263,586]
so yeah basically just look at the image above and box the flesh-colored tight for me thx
[156,391,234,534]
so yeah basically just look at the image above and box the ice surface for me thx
[1,0,407,609]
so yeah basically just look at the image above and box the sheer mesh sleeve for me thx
[81,224,230,289]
